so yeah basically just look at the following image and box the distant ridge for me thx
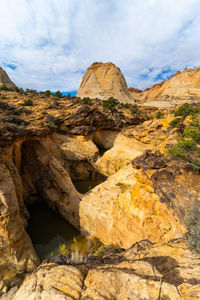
[129,66,200,108]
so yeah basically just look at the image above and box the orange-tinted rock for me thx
[129,66,200,108]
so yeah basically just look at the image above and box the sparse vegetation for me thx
[77,97,93,105]
[26,88,37,93]
[117,182,129,193]
[55,90,62,98]
[39,121,44,127]
[156,111,164,119]
[102,97,119,110]
[59,124,69,134]
[0,84,14,91]
[168,103,200,172]
[19,88,25,94]
[185,207,200,254]
[45,90,51,97]
[22,99,33,106]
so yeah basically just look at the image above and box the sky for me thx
[0,0,200,93]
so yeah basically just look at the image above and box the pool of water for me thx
[27,203,81,260]
[73,178,106,194]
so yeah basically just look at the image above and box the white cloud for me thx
[0,0,200,91]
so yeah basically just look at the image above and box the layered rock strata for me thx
[129,66,200,108]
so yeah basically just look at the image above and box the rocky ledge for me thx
[2,239,200,299]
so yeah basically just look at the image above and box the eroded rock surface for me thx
[94,117,176,176]
[77,62,134,104]
[0,162,39,286]
[81,151,200,248]
[129,66,200,108]
[6,239,200,300]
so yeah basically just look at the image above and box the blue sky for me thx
[0,0,200,92]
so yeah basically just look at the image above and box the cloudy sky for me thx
[0,0,200,93]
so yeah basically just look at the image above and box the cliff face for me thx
[129,66,200,108]
[0,90,144,287]
[0,67,15,89]
[77,62,134,104]
[0,89,200,298]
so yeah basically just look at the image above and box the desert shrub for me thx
[174,103,194,118]
[156,111,164,119]
[0,85,10,91]
[183,128,200,143]
[102,97,119,110]
[58,243,68,255]
[3,115,29,126]
[130,104,139,114]
[185,207,200,254]
[39,121,44,127]
[55,90,62,98]
[10,107,31,115]
[19,88,25,94]
[168,104,200,171]
[45,90,51,97]
[46,114,58,129]
[78,97,92,105]
[169,118,182,128]
[46,113,56,123]
[22,99,33,106]
[14,86,20,93]
[26,88,37,93]
[59,124,69,134]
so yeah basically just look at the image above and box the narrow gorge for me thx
[0,63,200,299]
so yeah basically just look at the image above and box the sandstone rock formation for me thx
[77,62,134,104]
[81,150,200,248]
[129,66,200,108]
[0,161,39,286]
[5,239,200,299]
[0,90,145,287]
[0,67,15,89]
[0,88,200,297]
[93,117,176,176]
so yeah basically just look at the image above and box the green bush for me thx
[169,118,182,128]
[185,207,200,254]
[55,90,62,98]
[183,128,200,143]
[26,88,37,93]
[19,88,25,94]
[45,90,51,97]
[156,111,164,119]
[102,97,119,110]
[46,113,57,124]
[174,103,194,118]
[22,99,33,106]
[168,104,200,172]
[0,84,10,91]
